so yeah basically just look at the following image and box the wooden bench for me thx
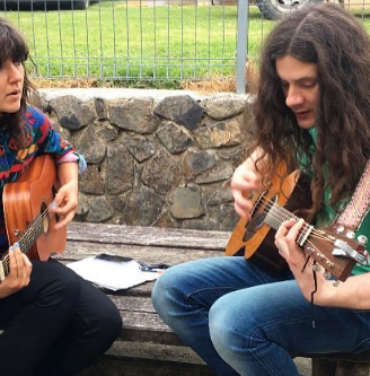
[59,222,370,376]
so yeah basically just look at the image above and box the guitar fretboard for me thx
[264,201,314,247]
[1,210,48,279]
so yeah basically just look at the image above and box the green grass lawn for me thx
[1,2,370,84]
[0,2,273,82]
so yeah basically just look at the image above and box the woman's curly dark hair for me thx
[0,17,33,148]
[252,3,370,221]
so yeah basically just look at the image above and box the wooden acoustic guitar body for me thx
[226,166,303,274]
[225,163,365,281]
[2,154,66,261]
[226,168,300,256]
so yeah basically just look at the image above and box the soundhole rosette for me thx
[242,192,277,242]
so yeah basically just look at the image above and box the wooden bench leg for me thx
[312,358,370,376]
[311,358,336,376]
[336,361,369,376]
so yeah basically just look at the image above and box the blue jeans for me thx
[151,256,370,376]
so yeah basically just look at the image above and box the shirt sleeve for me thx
[25,106,73,158]
[37,121,74,158]
[56,151,87,175]
[26,106,86,174]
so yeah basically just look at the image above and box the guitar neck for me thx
[0,210,47,280]
[263,200,314,247]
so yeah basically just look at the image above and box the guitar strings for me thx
[1,204,54,272]
[253,195,339,276]
[253,196,323,257]
[250,193,339,320]
[255,195,333,243]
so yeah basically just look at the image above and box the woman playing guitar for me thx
[0,18,121,376]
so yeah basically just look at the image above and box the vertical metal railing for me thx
[0,0,243,89]
[236,0,248,93]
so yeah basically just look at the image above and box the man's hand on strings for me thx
[275,218,330,303]
[275,218,306,265]
[0,244,32,298]
[231,158,263,219]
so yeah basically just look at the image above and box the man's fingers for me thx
[277,218,304,239]
[275,218,306,262]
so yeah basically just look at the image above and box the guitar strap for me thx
[308,161,370,327]
[336,160,370,231]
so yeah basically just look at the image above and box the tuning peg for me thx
[346,230,356,239]
[336,225,345,233]
[323,270,332,280]
[312,264,321,273]
[316,253,325,262]
[357,235,368,245]
[305,246,314,254]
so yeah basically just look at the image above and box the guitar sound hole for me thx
[242,192,277,242]
[243,212,267,242]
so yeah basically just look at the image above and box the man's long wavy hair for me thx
[252,3,370,222]
[0,17,33,148]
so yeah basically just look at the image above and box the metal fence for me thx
[0,0,247,89]
[1,0,369,93]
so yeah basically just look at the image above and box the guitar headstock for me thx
[302,223,368,282]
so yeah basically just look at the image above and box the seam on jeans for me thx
[184,286,236,320]
[238,331,289,376]
[242,316,312,373]
[247,314,370,358]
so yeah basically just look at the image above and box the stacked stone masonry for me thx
[34,89,255,231]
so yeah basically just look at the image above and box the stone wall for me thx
[34,88,255,232]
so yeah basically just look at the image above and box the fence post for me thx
[236,0,249,94]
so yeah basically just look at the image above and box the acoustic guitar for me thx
[0,154,66,281]
[225,165,368,282]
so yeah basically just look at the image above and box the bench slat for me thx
[61,242,223,263]
[110,295,155,313]
[65,222,370,376]
[67,222,230,250]
[119,311,183,345]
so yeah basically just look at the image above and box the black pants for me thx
[0,259,122,376]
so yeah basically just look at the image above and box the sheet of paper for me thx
[67,256,160,291]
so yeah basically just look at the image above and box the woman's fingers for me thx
[7,244,32,285]
[0,244,32,298]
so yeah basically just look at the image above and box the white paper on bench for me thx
[67,257,159,291]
